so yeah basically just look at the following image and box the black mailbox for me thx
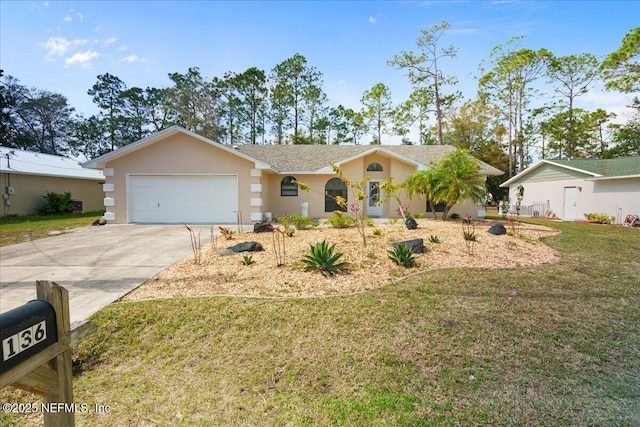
[1,300,58,375]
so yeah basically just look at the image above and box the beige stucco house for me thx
[0,146,105,216]
[500,157,640,223]
[83,126,502,224]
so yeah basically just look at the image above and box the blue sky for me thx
[1,0,638,138]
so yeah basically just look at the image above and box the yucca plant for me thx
[241,254,254,265]
[388,244,416,268]
[429,234,441,244]
[302,240,348,276]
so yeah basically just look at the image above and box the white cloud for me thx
[368,16,377,24]
[44,1,49,6]
[104,37,118,46]
[64,15,72,22]
[40,37,87,59]
[77,12,83,22]
[120,54,145,63]
[118,46,128,51]
[64,50,100,68]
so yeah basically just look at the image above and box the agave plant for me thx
[388,244,416,268]
[302,240,348,276]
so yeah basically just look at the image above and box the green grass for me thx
[0,211,104,247]
[1,220,639,426]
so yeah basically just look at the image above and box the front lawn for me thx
[1,220,638,426]
[0,211,104,247]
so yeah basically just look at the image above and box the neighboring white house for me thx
[0,147,105,216]
[500,157,640,224]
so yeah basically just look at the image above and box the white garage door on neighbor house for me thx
[128,175,238,223]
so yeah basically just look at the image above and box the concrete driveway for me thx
[0,224,205,324]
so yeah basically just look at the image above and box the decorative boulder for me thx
[392,238,425,254]
[227,241,264,253]
[253,221,271,233]
[405,218,418,230]
[488,223,507,235]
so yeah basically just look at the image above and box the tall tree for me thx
[539,108,614,159]
[479,39,551,175]
[392,87,433,145]
[302,82,328,144]
[68,115,109,160]
[87,73,126,150]
[145,87,176,132]
[1,74,75,154]
[442,98,509,202]
[360,82,393,144]
[234,67,267,144]
[219,72,244,145]
[119,86,151,142]
[167,67,222,141]
[600,27,640,93]
[388,20,460,145]
[0,73,24,147]
[270,54,324,143]
[546,53,599,159]
[607,98,640,157]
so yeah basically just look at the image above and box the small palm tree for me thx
[405,168,441,219]
[437,150,485,219]
[406,150,485,220]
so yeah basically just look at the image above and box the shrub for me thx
[219,226,235,240]
[289,214,312,229]
[585,212,615,224]
[388,244,416,268]
[449,213,460,221]
[463,231,477,242]
[325,211,357,228]
[242,254,254,265]
[38,191,75,215]
[429,235,441,244]
[302,240,348,276]
[372,228,383,236]
[361,215,374,227]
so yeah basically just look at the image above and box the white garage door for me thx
[129,175,238,223]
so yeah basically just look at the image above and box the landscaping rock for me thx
[488,223,507,235]
[227,241,264,253]
[405,218,418,230]
[392,238,425,254]
[253,221,271,233]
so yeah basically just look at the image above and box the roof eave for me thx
[588,173,640,181]
[82,126,272,170]
[499,159,600,187]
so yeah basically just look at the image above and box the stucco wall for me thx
[262,153,486,221]
[103,133,256,223]
[589,178,640,223]
[508,177,640,223]
[1,172,104,216]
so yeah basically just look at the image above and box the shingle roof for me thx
[0,146,104,180]
[236,144,503,175]
[549,157,640,178]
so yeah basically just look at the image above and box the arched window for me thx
[366,162,383,172]
[281,176,298,197]
[325,178,347,212]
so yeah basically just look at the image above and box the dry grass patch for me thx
[124,219,560,300]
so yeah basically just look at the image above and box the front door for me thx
[366,180,383,217]
[563,186,578,220]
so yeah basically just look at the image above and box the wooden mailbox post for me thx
[1,281,97,427]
